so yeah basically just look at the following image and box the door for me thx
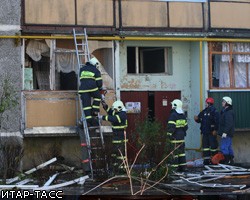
[154,91,181,129]
[121,91,181,160]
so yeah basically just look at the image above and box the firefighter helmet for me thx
[206,97,214,104]
[112,100,125,112]
[171,99,184,114]
[222,96,232,105]
[89,57,100,68]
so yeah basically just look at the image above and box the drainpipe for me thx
[183,41,204,152]
[200,41,203,110]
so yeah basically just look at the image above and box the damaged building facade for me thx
[0,0,250,170]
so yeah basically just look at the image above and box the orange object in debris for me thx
[211,152,225,164]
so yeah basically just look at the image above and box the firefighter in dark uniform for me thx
[78,57,103,126]
[100,100,128,175]
[194,97,219,165]
[167,99,188,172]
[218,96,235,164]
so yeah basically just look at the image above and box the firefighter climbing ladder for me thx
[73,28,107,179]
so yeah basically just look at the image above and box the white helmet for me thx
[171,99,184,114]
[222,96,232,105]
[89,57,100,68]
[112,100,125,112]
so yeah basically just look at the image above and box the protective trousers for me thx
[202,134,218,164]
[111,130,127,175]
[80,90,101,124]
[170,139,186,171]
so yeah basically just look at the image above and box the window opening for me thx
[127,47,172,75]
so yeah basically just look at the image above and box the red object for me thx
[211,152,225,164]
[206,97,214,104]
[100,89,106,95]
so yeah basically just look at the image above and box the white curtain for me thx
[219,61,230,88]
[56,52,78,73]
[219,43,250,88]
[26,40,50,61]
[234,62,247,88]
[234,43,250,63]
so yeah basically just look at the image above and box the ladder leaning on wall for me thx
[73,28,108,180]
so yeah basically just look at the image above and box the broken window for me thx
[23,39,114,91]
[209,42,250,89]
[24,39,78,91]
[127,47,173,75]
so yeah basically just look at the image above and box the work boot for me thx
[90,118,99,126]
[220,154,230,164]
[228,155,234,165]
[203,159,212,166]
[177,166,188,172]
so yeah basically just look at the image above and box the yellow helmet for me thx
[112,100,125,112]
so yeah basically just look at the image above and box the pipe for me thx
[1,35,250,42]
[199,41,203,110]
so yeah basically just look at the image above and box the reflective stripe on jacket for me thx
[102,110,128,132]
[167,109,188,139]
[78,63,102,93]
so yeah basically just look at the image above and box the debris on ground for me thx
[1,157,250,198]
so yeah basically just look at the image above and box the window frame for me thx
[127,46,173,75]
[209,42,250,90]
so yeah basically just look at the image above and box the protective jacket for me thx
[167,109,188,139]
[196,105,219,134]
[102,108,128,132]
[218,106,235,138]
[78,62,102,93]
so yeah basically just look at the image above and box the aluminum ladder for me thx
[73,28,108,179]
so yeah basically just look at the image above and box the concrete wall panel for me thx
[169,2,203,28]
[121,1,168,27]
[76,0,113,26]
[25,0,75,25]
[211,2,250,29]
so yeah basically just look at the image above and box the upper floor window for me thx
[209,42,250,89]
[127,47,173,75]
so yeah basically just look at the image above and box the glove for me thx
[194,115,199,122]
[212,130,217,136]
[101,94,105,101]
[98,115,103,121]
[102,101,108,110]
[222,133,227,138]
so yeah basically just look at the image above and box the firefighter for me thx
[100,100,128,175]
[218,96,235,164]
[167,99,188,172]
[78,56,103,127]
[194,97,219,165]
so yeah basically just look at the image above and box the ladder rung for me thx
[91,147,103,149]
[88,126,100,129]
[92,158,105,161]
[90,137,101,139]
[74,33,86,36]
[78,53,88,56]
[76,43,87,46]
